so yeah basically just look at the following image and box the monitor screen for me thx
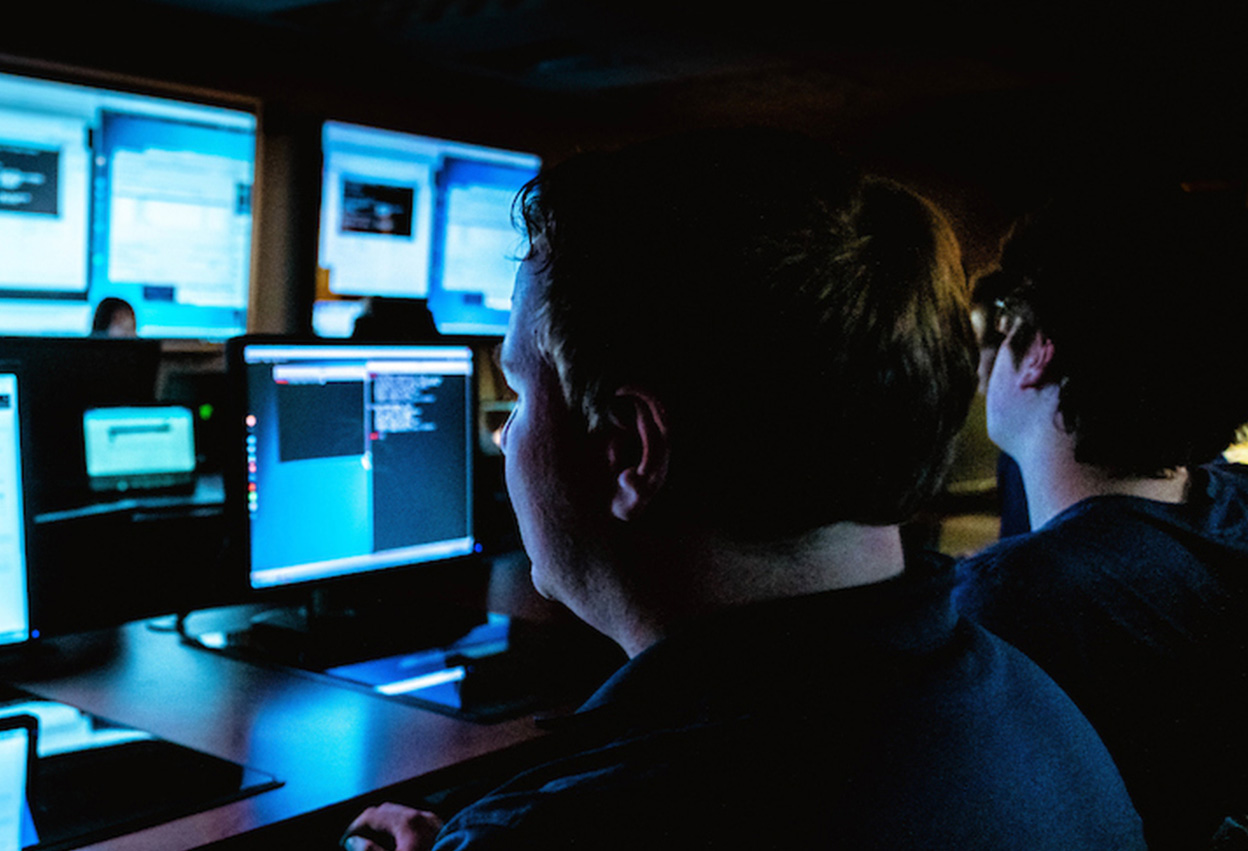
[0,372,32,646]
[232,340,477,590]
[0,69,256,340]
[317,121,540,337]
[83,405,197,493]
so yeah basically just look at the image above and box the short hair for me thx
[516,128,977,538]
[997,183,1248,475]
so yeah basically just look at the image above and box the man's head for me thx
[501,128,977,562]
[986,184,1248,476]
[92,297,137,338]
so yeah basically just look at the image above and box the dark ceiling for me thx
[5,0,1246,264]
[108,0,1241,101]
[118,0,1074,94]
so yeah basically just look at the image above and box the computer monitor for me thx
[316,121,540,337]
[0,713,37,848]
[0,68,257,340]
[232,338,477,589]
[0,338,226,640]
[0,369,33,647]
[83,405,197,494]
[0,337,163,513]
[209,338,624,718]
[218,337,489,664]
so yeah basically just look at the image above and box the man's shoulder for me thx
[434,702,1143,851]
[431,718,818,849]
[957,472,1248,606]
[955,490,1208,584]
[431,614,1144,851]
[954,524,1079,607]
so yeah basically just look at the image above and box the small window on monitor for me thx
[233,340,476,589]
[0,68,256,340]
[318,121,540,337]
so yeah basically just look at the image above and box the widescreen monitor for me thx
[229,339,477,591]
[0,68,256,340]
[0,339,223,640]
[317,121,540,337]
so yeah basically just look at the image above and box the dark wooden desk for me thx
[7,554,604,851]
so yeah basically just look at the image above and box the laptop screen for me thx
[82,405,196,492]
[0,373,31,645]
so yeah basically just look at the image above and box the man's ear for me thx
[604,386,670,522]
[1017,333,1057,390]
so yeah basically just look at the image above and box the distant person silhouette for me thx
[91,297,137,338]
[350,297,439,341]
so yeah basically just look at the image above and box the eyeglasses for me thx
[990,293,1036,341]
[991,299,1014,339]
[970,298,1013,349]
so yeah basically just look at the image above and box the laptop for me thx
[82,405,197,494]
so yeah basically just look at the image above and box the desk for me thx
[6,554,609,851]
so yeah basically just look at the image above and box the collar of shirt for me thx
[538,550,962,735]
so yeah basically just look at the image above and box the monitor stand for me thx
[183,580,625,724]
[213,584,490,671]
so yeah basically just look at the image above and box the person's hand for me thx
[340,802,444,851]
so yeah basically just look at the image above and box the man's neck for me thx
[602,522,906,658]
[1015,439,1189,529]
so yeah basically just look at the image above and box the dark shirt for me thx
[433,553,1143,850]
[955,461,1248,850]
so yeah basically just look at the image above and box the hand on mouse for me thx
[341,802,444,851]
